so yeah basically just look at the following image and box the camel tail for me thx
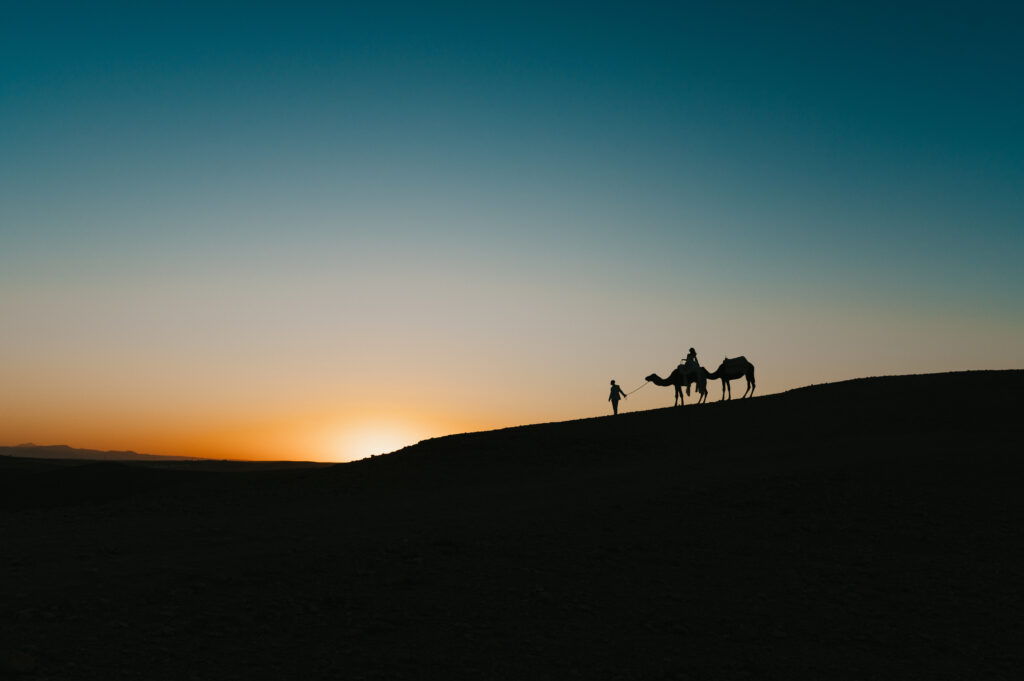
[750,363,756,387]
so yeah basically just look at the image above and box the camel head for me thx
[644,373,659,383]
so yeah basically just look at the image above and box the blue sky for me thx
[2,2,1022,459]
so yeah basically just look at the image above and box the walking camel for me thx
[645,366,709,406]
[707,356,756,400]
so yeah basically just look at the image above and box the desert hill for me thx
[1,370,1021,680]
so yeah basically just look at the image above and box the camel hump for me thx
[722,356,749,369]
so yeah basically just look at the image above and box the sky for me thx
[3,1,1022,461]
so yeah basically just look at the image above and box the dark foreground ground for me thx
[2,371,1022,680]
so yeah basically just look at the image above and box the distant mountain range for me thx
[1,444,195,462]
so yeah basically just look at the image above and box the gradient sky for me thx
[3,2,1022,461]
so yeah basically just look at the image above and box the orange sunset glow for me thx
[2,3,1022,462]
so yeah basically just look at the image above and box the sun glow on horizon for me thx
[319,419,427,463]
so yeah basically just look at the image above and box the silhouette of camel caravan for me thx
[647,356,755,404]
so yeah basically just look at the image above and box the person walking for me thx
[609,380,627,415]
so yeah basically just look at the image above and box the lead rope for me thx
[624,380,650,396]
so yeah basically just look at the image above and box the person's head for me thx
[610,380,616,385]
[689,347,695,354]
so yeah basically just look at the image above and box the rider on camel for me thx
[681,347,701,395]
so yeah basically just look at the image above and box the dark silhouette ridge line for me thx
[437,368,1021,431]
[5,370,1018,468]
[349,369,1023,466]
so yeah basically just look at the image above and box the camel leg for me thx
[740,371,754,398]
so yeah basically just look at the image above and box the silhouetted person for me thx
[609,380,627,415]
[682,347,701,395]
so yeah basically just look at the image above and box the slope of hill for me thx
[1,370,1021,680]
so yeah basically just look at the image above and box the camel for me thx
[706,356,756,400]
[645,366,708,406]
